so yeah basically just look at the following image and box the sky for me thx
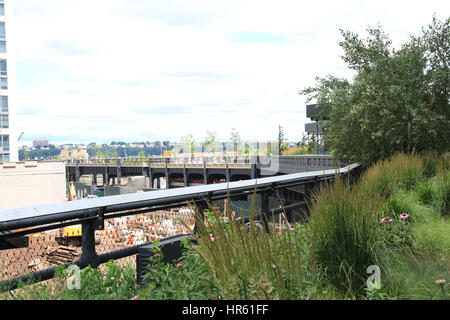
[10,0,449,146]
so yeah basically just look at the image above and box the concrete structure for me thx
[59,148,89,159]
[0,161,66,210]
[33,140,49,148]
[0,0,18,162]
[66,155,339,189]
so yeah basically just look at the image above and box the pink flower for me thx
[130,295,139,300]
[435,279,446,285]
[400,213,410,219]
[209,233,215,241]
[380,217,393,224]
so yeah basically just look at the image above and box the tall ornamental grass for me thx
[308,175,387,297]
[189,198,328,300]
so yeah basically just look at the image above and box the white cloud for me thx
[10,0,449,145]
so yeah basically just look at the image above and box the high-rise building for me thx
[33,140,49,148]
[0,0,17,162]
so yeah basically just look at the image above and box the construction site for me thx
[0,207,196,280]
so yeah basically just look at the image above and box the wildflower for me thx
[130,295,139,300]
[400,213,410,219]
[435,279,446,285]
[272,264,277,270]
[209,233,215,241]
[380,217,387,224]
[388,218,393,223]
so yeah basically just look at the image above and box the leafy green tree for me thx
[278,125,289,154]
[300,16,449,166]
[229,128,242,153]
[181,134,195,154]
[203,130,220,153]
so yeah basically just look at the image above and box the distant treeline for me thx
[19,148,61,160]
[88,145,174,158]
[19,145,175,160]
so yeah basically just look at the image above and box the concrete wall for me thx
[0,161,66,210]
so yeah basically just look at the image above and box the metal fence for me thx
[0,163,360,292]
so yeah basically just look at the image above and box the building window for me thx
[0,4,4,16]
[0,60,6,76]
[0,41,5,53]
[1,78,6,89]
[0,22,5,39]
[0,135,9,152]
[1,95,7,112]
[0,154,10,162]
[0,114,7,128]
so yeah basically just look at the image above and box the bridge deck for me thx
[66,163,252,169]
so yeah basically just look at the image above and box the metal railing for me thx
[0,162,360,292]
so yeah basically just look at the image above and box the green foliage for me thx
[139,239,216,300]
[430,168,450,216]
[382,190,438,224]
[379,214,416,249]
[416,180,434,205]
[300,16,450,166]
[308,176,387,297]
[278,125,289,154]
[189,198,342,300]
[364,282,393,300]
[8,261,137,300]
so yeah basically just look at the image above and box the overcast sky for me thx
[11,0,448,146]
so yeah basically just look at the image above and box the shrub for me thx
[10,260,137,300]
[383,190,438,224]
[308,175,387,297]
[416,180,434,205]
[190,200,321,300]
[430,168,450,217]
[139,239,216,300]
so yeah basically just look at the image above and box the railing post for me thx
[80,220,100,268]
[117,159,121,186]
[203,158,207,185]
[194,199,209,235]
[104,165,109,186]
[148,159,153,189]
[75,160,80,182]
[251,155,258,179]
[164,158,169,189]
[260,191,271,234]
[183,158,188,187]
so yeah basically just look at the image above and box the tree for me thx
[278,125,289,154]
[229,128,242,154]
[300,16,449,166]
[203,130,219,153]
[180,134,195,154]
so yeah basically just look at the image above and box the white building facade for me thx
[0,0,17,162]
